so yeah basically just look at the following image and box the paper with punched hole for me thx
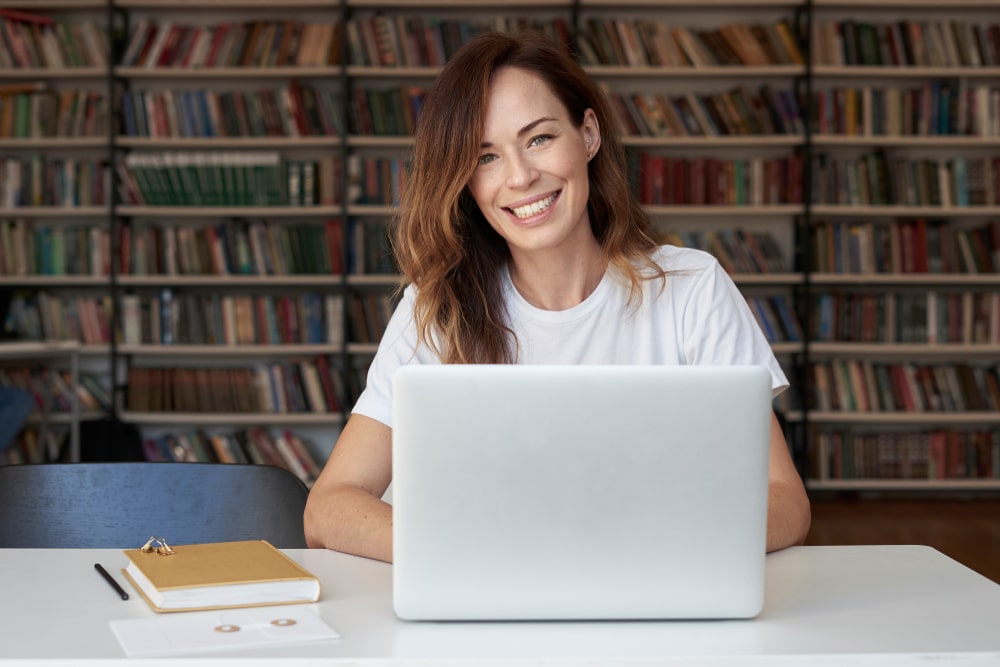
[109,606,339,657]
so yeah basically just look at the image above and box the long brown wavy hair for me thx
[393,29,664,364]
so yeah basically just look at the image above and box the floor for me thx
[805,497,1000,585]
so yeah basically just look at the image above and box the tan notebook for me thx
[121,540,320,613]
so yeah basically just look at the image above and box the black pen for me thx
[94,563,129,600]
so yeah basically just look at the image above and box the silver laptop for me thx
[391,364,773,621]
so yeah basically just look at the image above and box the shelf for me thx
[347,274,400,287]
[730,273,802,285]
[808,343,1000,356]
[116,206,344,217]
[581,0,803,5]
[1,68,106,79]
[27,410,105,425]
[0,207,109,218]
[114,67,341,79]
[115,137,343,149]
[116,0,334,6]
[810,274,1000,286]
[3,1,105,7]
[0,276,109,287]
[118,275,345,287]
[813,66,1000,79]
[812,136,1000,148]
[584,65,806,78]
[813,0,1000,7]
[117,344,343,356]
[807,412,1000,425]
[807,478,1000,492]
[0,138,109,150]
[645,205,804,217]
[121,411,346,425]
[347,342,380,355]
[623,136,805,147]
[809,206,1000,217]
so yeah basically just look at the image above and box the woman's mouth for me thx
[507,192,559,220]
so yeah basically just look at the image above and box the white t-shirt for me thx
[353,245,787,428]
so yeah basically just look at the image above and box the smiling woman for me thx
[303,30,811,563]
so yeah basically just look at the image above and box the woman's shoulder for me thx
[650,243,721,273]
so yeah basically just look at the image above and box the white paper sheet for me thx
[109,606,340,657]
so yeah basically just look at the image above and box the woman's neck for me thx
[507,239,608,311]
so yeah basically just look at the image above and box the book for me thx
[121,540,320,613]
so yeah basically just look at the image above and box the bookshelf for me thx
[4,0,998,492]
[806,0,1000,490]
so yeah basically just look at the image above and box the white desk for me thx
[1,545,999,666]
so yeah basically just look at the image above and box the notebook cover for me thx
[121,540,320,613]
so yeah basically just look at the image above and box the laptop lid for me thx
[391,364,773,621]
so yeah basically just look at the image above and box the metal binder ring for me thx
[271,618,297,627]
[214,624,240,633]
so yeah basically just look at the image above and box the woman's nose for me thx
[504,152,537,189]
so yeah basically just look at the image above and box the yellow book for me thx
[121,540,320,613]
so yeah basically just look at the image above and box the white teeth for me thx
[510,193,556,219]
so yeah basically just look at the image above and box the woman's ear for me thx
[583,108,601,160]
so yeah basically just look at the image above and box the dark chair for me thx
[0,462,309,548]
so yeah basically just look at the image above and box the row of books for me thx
[348,292,394,344]
[117,152,339,207]
[811,20,1000,68]
[746,295,803,343]
[1,221,109,277]
[0,157,108,208]
[577,18,803,68]
[609,85,803,139]
[813,429,1000,481]
[5,293,111,345]
[652,227,789,274]
[348,156,408,207]
[811,84,1000,138]
[346,16,568,68]
[121,82,426,138]
[811,153,1000,208]
[121,218,344,277]
[0,11,107,70]
[809,361,1000,413]
[347,86,425,137]
[119,83,344,140]
[0,86,106,139]
[346,220,395,276]
[121,290,345,347]
[0,367,109,414]
[1,427,61,466]
[631,154,804,206]
[126,358,345,415]
[122,20,339,69]
[141,427,324,488]
[811,291,1000,345]
[810,219,999,275]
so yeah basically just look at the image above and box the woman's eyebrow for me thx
[480,116,557,148]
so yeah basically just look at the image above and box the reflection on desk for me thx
[0,545,998,665]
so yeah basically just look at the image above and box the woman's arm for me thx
[304,414,395,562]
[765,412,812,552]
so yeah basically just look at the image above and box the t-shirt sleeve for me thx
[350,286,440,427]
[680,256,789,397]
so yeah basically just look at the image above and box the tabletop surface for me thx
[1,545,999,664]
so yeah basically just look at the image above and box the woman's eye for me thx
[477,154,497,166]
[528,134,552,147]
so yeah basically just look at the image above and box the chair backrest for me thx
[0,462,309,548]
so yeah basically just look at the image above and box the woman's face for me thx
[468,66,600,261]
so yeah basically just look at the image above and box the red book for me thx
[204,23,232,68]
[313,355,341,412]
[0,8,54,25]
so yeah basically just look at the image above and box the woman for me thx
[304,30,810,561]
